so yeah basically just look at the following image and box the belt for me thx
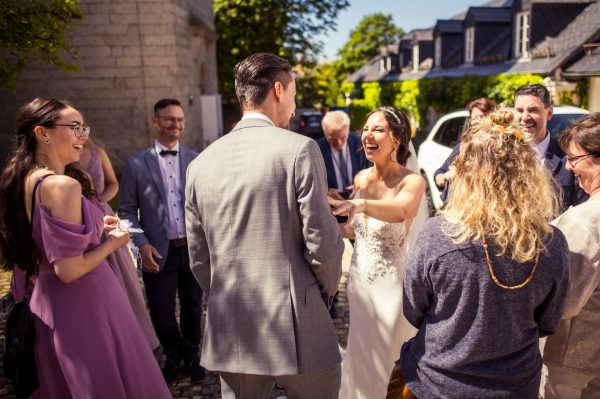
[168,237,187,248]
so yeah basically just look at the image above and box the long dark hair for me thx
[366,106,412,166]
[0,98,71,276]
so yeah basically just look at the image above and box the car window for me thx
[549,113,587,140]
[432,116,467,148]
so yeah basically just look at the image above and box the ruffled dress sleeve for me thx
[37,198,100,264]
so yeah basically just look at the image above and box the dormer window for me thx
[465,27,474,63]
[515,11,530,59]
[379,57,385,72]
[435,37,442,67]
[412,44,419,72]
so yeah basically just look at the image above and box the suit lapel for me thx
[544,152,562,177]
[144,148,168,205]
[322,144,338,188]
[545,136,564,177]
[348,136,360,177]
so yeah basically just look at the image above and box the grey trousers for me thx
[219,363,341,399]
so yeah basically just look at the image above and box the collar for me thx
[328,142,348,154]
[155,141,180,154]
[241,112,274,126]
[532,131,550,162]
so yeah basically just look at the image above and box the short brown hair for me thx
[234,53,293,109]
[559,113,600,157]
[154,98,182,114]
[466,97,496,117]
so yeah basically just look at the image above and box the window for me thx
[515,12,530,59]
[412,44,420,71]
[433,117,468,148]
[379,57,385,72]
[465,27,474,63]
[435,37,442,67]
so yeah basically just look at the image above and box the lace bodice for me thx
[350,212,407,284]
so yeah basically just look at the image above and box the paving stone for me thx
[0,240,352,398]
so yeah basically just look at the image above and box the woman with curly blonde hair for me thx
[398,108,570,399]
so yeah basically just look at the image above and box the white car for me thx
[417,106,590,211]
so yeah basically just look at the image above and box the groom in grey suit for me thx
[119,98,204,383]
[185,53,345,398]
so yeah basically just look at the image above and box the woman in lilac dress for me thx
[0,98,171,398]
[78,139,159,351]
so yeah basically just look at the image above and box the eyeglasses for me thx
[156,116,186,125]
[566,154,594,168]
[53,123,91,139]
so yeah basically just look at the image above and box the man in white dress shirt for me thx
[119,98,204,383]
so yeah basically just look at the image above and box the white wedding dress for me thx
[339,142,426,399]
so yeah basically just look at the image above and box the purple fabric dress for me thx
[29,194,172,398]
[85,147,160,350]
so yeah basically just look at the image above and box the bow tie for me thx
[159,150,178,157]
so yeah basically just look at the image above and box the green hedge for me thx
[346,73,546,128]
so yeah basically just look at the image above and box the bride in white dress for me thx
[330,106,428,399]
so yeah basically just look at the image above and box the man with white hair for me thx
[317,110,370,201]
[317,110,370,319]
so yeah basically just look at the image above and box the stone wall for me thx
[0,0,218,170]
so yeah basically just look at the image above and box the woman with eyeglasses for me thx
[0,98,171,398]
[399,109,569,398]
[543,113,600,398]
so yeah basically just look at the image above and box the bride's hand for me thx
[328,197,365,224]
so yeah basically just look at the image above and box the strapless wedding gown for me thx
[340,208,417,399]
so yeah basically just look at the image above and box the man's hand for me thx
[327,188,344,200]
[139,244,162,271]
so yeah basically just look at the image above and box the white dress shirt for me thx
[532,131,551,165]
[155,141,185,240]
[241,112,275,126]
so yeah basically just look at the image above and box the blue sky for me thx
[316,0,489,61]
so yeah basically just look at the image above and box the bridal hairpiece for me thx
[383,107,403,125]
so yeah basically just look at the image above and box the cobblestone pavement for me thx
[0,241,353,399]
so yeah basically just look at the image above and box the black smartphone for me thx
[340,190,351,200]
[335,214,349,224]
[333,190,351,223]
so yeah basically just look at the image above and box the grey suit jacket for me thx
[119,144,198,271]
[185,118,344,375]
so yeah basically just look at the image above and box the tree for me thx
[214,0,350,105]
[294,61,346,108]
[0,0,84,90]
[336,13,403,80]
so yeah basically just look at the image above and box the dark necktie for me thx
[337,150,350,188]
[159,150,178,157]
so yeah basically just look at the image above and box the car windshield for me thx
[549,113,587,140]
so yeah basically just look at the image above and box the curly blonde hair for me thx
[440,108,560,262]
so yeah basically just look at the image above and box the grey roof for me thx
[564,47,600,76]
[465,7,513,24]
[346,57,386,83]
[521,1,600,72]
[450,0,513,19]
[411,28,434,41]
[345,0,600,83]
[434,20,464,35]
[532,0,595,3]
[482,0,514,6]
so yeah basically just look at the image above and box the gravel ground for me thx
[0,241,353,399]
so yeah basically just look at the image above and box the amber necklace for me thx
[482,235,539,290]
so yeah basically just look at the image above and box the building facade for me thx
[0,0,219,169]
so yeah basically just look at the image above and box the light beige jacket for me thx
[544,197,600,372]
[185,118,344,376]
